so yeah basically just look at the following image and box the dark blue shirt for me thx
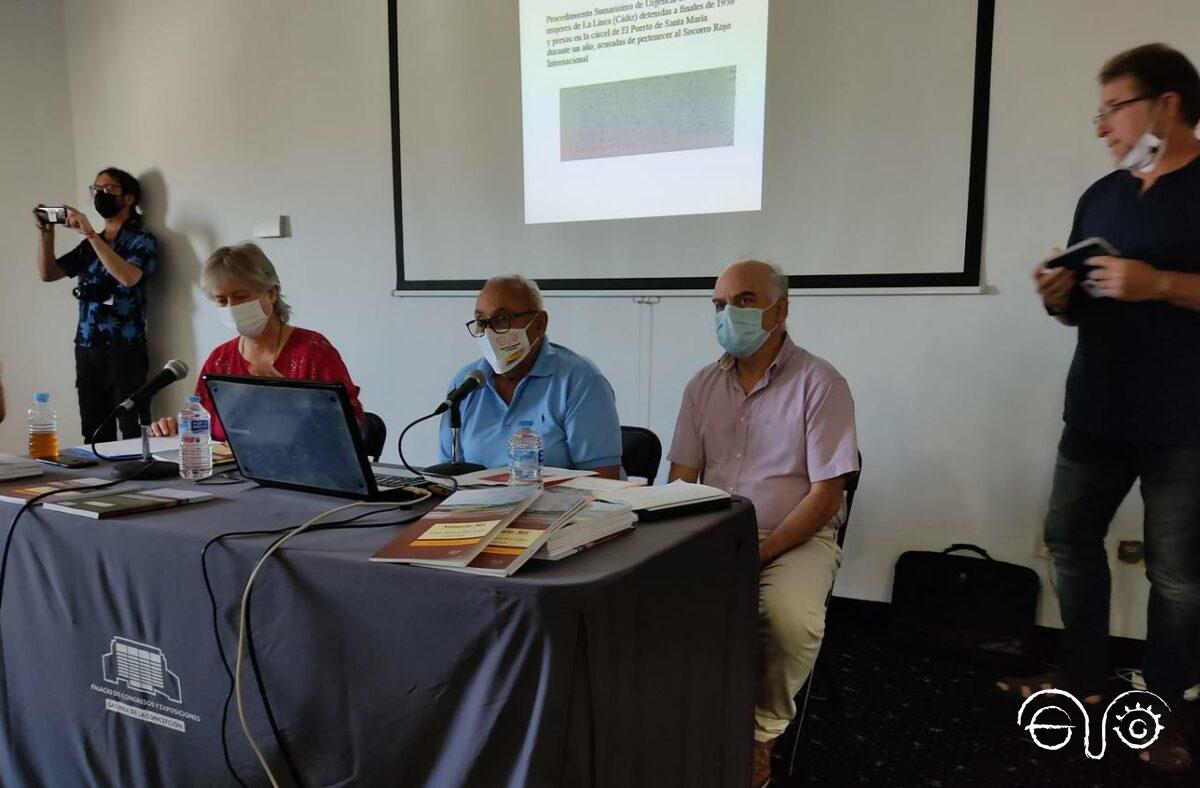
[1063,155,1200,444]
[56,217,158,347]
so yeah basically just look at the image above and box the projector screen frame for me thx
[389,0,995,294]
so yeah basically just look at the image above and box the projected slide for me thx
[519,0,769,224]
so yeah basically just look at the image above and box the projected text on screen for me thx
[520,0,768,224]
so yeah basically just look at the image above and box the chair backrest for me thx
[835,451,863,549]
[361,412,387,463]
[620,426,662,484]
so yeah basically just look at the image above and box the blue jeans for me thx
[1044,427,1200,707]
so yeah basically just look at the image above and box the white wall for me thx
[22,0,1200,638]
[0,0,80,454]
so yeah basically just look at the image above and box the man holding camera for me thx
[32,167,158,442]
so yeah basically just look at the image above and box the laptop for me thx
[204,375,423,501]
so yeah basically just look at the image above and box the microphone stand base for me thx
[424,461,486,478]
[111,459,180,481]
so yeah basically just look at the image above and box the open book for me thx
[594,480,731,519]
[370,485,542,568]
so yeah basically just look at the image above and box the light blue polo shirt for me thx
[438,340,623,470]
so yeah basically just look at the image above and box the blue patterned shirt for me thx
[56,218,158,347]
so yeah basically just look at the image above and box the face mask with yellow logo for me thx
[476,327,533,374]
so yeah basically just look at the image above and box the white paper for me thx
[596,480,729,510]
[453,466,597,487]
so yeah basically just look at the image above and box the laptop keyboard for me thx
[374,472,422,489]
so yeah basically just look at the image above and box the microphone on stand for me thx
[433,369,485,415]
[110,359,191,481]
[117,359,189,411]
[424,369,487,478]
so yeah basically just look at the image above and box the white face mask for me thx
[1118,101,1169,174]
[1118,131,1167,173]
[476,327,533,374]
[219,298,270,339]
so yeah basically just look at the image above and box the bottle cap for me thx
[34,392,50,404]
[187,395,201,404]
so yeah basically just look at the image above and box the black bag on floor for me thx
[891,543,1039,656]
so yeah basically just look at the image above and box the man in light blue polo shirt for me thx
[438,275,624,477]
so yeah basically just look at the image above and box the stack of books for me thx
[40,489,215,519]
[0,453,42,483]
[0,477,115,505]
[536,500,637,561]
[449,488,591,576]
[370,485,543,570]
[371,485,623,575]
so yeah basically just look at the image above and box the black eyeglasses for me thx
[465,311,538,337]
[1093,95,1154,125]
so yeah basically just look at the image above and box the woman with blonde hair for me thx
[151,243,363,440]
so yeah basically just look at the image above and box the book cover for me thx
[41,489,214,519]
[451,489,590,576]
[370,485,542,567]
[0,477,117,505]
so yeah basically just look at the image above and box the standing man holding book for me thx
[666,259,859,788]
[1000,43,1200,775]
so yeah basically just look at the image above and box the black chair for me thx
[361,412,387,463]
[782,452,862,777]
[620,426,662,484]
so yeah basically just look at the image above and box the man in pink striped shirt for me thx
[668,260,859,787]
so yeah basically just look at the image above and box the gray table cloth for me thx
[0,474,757,787]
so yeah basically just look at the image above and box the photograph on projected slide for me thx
[559,66,737,161]
[519,0,769,224]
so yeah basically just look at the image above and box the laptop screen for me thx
[206,377,370,497]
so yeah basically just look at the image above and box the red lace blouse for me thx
[195,327,364,441]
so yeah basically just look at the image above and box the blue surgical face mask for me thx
[715,301,780,358]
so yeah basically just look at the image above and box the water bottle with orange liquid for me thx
[27,392,59,460]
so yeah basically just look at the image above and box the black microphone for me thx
[434,369,485,415]
[118,359,189,411]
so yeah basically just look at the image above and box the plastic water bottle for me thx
[179,395,213,480]
[507,420,543,486]
[27,392,59,460]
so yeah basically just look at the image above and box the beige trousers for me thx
[754,527,841,742]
